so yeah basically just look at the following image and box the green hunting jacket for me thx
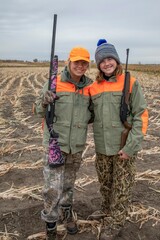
[89,74,148,157]
[34,66,93,154]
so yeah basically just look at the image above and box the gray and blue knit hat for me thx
[95,39,120,67]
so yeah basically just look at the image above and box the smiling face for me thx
[69,60,89,81]
[99,57,117,77]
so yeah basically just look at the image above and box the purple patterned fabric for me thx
[48,138,64,167]
[50,57,58,90]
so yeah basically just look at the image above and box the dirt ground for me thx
[0,66,160,240]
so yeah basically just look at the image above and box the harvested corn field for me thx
[0,63,160,240]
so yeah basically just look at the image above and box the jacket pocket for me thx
[56,92,71,103]
[53,121,70,146]
[111,92,122,103]
[92,93,102,106]
[111,121,124,146]
[75,123,87,147]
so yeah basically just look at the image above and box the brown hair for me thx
[96,64,123,83]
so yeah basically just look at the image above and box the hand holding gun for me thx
[42,90,57,107]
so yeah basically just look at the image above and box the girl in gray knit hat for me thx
[89,39,148,240]
[95,39,122,80]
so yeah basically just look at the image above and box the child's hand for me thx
[118,150,130,160]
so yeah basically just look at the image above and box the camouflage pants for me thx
[41,151,82,223]
[95,153,136,227]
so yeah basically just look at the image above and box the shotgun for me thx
[45,14,64,167]
[120,48,132,149]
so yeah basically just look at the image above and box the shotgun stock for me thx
[120,121,132,149]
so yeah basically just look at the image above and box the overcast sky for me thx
[1,0,160,64]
